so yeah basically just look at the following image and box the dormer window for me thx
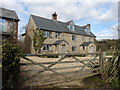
[69,24,74,31]
[84,24,90,34]
[67,20,75,31]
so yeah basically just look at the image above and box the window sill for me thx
[43,50,53,52]
[55,37,61,39]
[72,40,77,41]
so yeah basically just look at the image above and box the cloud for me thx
[1,0,118,22]
[1,0,119,39]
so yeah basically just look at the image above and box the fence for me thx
[21,51,109,87]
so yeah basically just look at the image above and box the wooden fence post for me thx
[99,51,104,79]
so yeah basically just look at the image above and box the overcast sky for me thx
[0,0,119,40]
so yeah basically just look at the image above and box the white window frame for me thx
[55,32,60,38]
[72,46,76,51]
[89,37,92,41]
[72,35,76,41]
[43,31,50,37]
[82,36,85,42]
[43,44,52,51]
[0,18,8,32]
[69,24,75,31]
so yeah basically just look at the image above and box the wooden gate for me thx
[21,53,103,87]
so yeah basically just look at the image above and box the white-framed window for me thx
[72,35,76,41]
[69,24,75,31]
[67,21,75,31]
[0,18,15,32]
[70,24,74,30]
[0,18,7,32]
[43,44,52,51]
[82,36,85,42]
[89,37,92,41]
[55,32,60,38]
[72,46,76,51]
[43,31,50,37]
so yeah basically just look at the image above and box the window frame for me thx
[72,46,76,51]
[43,44,52,51]
[43,31,50,37]
[72,35,76,41]
[82,36,85,42]
[55,32,60,38]
[0,18,7,32]
[89,37,92,41]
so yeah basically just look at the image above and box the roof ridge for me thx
[31,14,67,24]
[0,7,16,12]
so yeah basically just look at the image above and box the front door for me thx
[62,46,66,54]
[90,46,94,53]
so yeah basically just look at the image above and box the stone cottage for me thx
[0,8,20,41]
[23,12,96,54]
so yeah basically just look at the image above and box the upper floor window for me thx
[89,37,92,41]
[43,44,52,51]
[69,24,74,31]
[82,36,85,42]
[0,18,15,32]
[72,35,76,41]
[67,20,75,31]
[44,31,50,37]
[0,18,7,32]
[55,32,60,38]
[72,46,76,51]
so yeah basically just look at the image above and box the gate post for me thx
[99,51,104,79]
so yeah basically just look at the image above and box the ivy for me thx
[33,30,46,53]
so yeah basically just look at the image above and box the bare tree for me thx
[111,24,120,39]
[19,24,28,40]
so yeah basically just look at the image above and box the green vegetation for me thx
[103,45,120,88]
[2,40,22,88]
[81,75,112,88]
[95,39,119,52]
[33,30,46,54]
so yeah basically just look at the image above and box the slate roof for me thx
[80,42,93,46]
[53,40,69,45]
[0,8,20,21]
[31,15,96,37]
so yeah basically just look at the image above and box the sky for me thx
[0,0,119,40]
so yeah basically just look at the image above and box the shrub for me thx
[103,45,120,88]
[2,40,22,88]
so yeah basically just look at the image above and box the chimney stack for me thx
[52,12,57,20]
[87,24,90,34]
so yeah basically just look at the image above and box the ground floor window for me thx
[43,44,52,51]
[72,46,76,51]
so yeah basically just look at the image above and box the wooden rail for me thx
[21,52,106,86]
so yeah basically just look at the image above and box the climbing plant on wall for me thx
[33,29,46,54]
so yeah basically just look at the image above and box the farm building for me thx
[22,12,96,54]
